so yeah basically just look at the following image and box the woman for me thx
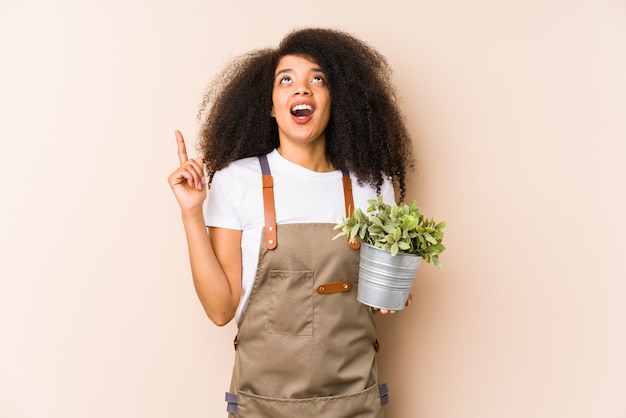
[168,28,414,417]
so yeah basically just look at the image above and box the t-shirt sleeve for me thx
[203,168,242,230]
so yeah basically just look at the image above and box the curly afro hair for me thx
[197,27,414,200]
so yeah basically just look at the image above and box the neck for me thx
[276,142,334,172]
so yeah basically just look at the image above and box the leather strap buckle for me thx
[316,280,351,294]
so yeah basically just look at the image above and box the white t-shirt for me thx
[204,149,395,324]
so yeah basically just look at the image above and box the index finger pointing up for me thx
[175,130,188,164]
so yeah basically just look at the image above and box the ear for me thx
[270,106,275,117]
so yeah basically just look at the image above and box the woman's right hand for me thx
[168,130,207,212]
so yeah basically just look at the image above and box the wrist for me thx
[180,206,205,222]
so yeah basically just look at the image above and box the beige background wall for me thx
[1,0,624,417]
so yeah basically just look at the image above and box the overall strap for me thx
[258,156,359,250]
[258,155,277,249]
[341,168,361,250]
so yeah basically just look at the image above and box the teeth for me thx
[291,104,313,112]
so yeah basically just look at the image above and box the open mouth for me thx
[291,103,314,118]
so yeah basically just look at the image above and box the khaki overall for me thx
[225,156,388,417]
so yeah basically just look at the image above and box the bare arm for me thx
[168,130,242,326]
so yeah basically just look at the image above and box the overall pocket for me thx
[232,383,384,418]
[267,270,314,336]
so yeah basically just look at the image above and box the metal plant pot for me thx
[357,243,421,311]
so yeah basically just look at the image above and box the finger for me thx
[379,309,397,315]
[169,159,202,187]
[184,157,204,176]
[181,163,204,190]
[175,130,189,165]
[185,158,206,189]
[169,166,196,188]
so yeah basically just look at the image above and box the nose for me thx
[294,82,311,96]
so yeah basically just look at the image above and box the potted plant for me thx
[334,196,446,310]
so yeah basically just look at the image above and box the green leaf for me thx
[391,242,399,256]
[425,246,437,254]
[433,256,443,269]
[424,233,437,245]
[390,205,399,221]
[383,224,397,234]
[368,225,382,234]
[354,209,366,223]
[397,241,411,251]
[350,223,360,239]
[359,223,368,239]
[332,231,346,240]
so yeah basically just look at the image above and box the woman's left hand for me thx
[372,293,413,315]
